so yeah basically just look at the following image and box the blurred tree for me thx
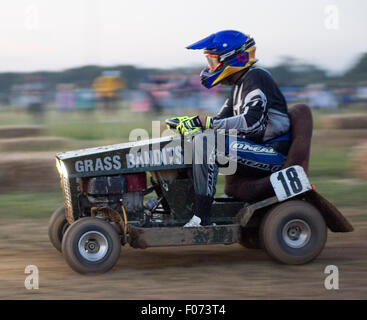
[267,57,328,86]
[0,73,23,92]
[344,53,367,83]
[0,65,160,94]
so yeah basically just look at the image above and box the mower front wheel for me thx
[61,217,121,274]
[48,206,69,252]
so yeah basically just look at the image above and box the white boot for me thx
[183,215,202,227]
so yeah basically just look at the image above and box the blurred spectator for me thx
[10,74,47,123]
[334,87,354,105]
[0,92,9,106]
[55,84,75,112]
[300,84,338,109]
[75,82,95,111]
[355,82,367,102]
[280,86,303,103]
[128,90,152,112]
[92,71,124,111]
[138,72,225,114]
[139,75,172,113]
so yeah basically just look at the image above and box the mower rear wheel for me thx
[239,227,262,249]
[260,200,327,264]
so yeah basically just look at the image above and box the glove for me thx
[166,116,190,131]
[166,116,212,136]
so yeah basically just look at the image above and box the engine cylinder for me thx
[87,175,127,195]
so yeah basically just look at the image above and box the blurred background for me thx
[0,0,366,299]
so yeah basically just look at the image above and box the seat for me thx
[224,104,313,202]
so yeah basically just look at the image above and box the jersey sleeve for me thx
[212,69,268,140]
[212,98,233,121]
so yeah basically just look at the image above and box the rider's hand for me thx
[166,116,212,136]
[200,115,213,130]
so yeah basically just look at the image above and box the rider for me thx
[168,30,291,227]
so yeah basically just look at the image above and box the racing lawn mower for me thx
[49,104,353,274]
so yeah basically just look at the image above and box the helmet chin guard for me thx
[187,30,257,88]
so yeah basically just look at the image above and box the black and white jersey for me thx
[212,67,290,143]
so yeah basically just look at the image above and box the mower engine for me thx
[83,173,147,220]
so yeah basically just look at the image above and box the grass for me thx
[310,178,367,208]
[0,192,63,220]
[0,105,170,141]
[309,146,352,178]
[1,103,366,140]
[45,109,161,140]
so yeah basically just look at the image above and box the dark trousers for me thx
[192,131,290,224]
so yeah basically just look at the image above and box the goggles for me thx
[205,54,222,72]
[203,39,256,73]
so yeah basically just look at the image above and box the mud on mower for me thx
[49,128,353,274]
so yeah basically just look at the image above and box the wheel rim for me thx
[282,219,311,248]
[78,231,109,262]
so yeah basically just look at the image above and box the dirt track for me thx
[0,208,366,300]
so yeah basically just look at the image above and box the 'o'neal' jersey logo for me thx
[230,141,276,155]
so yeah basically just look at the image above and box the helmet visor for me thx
[205,54,221,72]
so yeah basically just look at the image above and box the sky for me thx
[0,0,366,73]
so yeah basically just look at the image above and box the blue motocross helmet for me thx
[187,30,257,88]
